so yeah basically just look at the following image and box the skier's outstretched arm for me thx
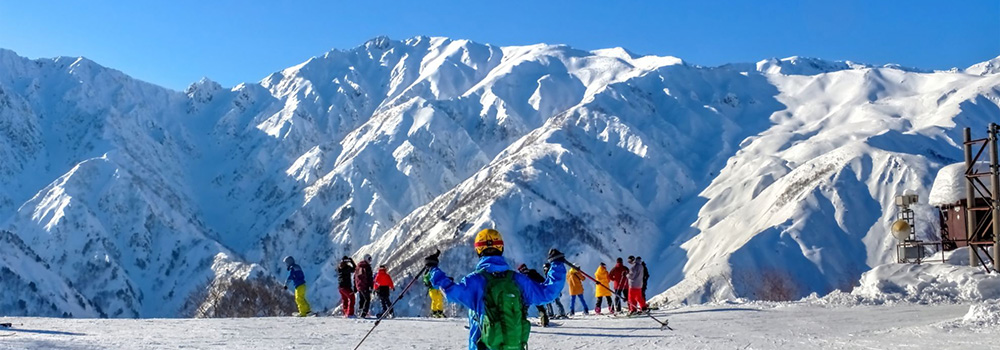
[515,260,567,305]
[423,250,483,311]
[427,267,482,310]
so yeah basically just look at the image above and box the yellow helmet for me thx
[474,229,504,256]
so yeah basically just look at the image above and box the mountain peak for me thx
[966,55,1000,75]
[591,47,639,60]
[185,77,223,101]
[0,48,30,76]
[755,56,869,75]
[0,47,20,60]
[364,35,393,50]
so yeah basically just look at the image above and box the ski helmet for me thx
[474,228,504,256]
[364,254,372,262]
[342,255,351,262]
[283,256,295,265]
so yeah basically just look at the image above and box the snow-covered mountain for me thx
[966,55,1000,75]
[1,37,998,317]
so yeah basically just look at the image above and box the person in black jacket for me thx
[518,264,550,327]
[354,254,375,318]
[336,256,357,317]
[639,257,650,310]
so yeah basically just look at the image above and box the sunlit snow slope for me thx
[1,37,998,317]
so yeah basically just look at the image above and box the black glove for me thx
[283,285,288,290]
[425,249,441,268]
[547,249,566,263]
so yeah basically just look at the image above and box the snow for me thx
[2,39,1000,318]
[755,56,871,75]
[826,262,1000,305]
[958,299,1000,328]
[5,245,999,349]
[966,55,1000,75]
[928,162,995,206]
[0,303,991,349]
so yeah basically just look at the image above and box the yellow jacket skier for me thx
[594,262,615,314]
[567,267,589,315]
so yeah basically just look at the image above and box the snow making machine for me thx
[929,123,999,272]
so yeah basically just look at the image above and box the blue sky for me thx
[1,1,997,90]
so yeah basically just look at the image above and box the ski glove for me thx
[424,249,441,268]
[283,285,288,290]
[547,249,566,263]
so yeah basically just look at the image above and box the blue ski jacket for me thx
[427,255,566,350]
[285,263,306,288]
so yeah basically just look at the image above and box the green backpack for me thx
[478,270,530,350]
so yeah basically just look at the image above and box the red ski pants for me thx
[628,287,647,312]
[339,287,356,317]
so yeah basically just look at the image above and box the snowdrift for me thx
[810,247,1000,308]
[958,299,1000,328]
[839,263,1000,304]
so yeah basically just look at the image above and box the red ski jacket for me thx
[374,268,394,289]
[609,263,629,290]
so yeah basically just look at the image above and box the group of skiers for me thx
[334,255,399,318]
[518,255,650,327]
[283,228,654,350]
[282,254,397,318]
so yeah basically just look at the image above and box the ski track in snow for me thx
[0,303,989,350]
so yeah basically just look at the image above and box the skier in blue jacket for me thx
[283,256,311,316]
[423,228,568,350]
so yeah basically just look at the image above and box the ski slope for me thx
[0,302,993,350]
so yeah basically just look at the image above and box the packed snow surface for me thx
[9,256,999,349]
[0,303,990,350]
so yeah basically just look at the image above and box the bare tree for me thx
[188,275,296,318]
[734,269,799,302]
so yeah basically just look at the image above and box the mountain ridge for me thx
[1,37,999,317]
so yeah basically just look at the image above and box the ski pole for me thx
[565,261,672,331]
[565,262,627,302]
[353,265,430,350]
